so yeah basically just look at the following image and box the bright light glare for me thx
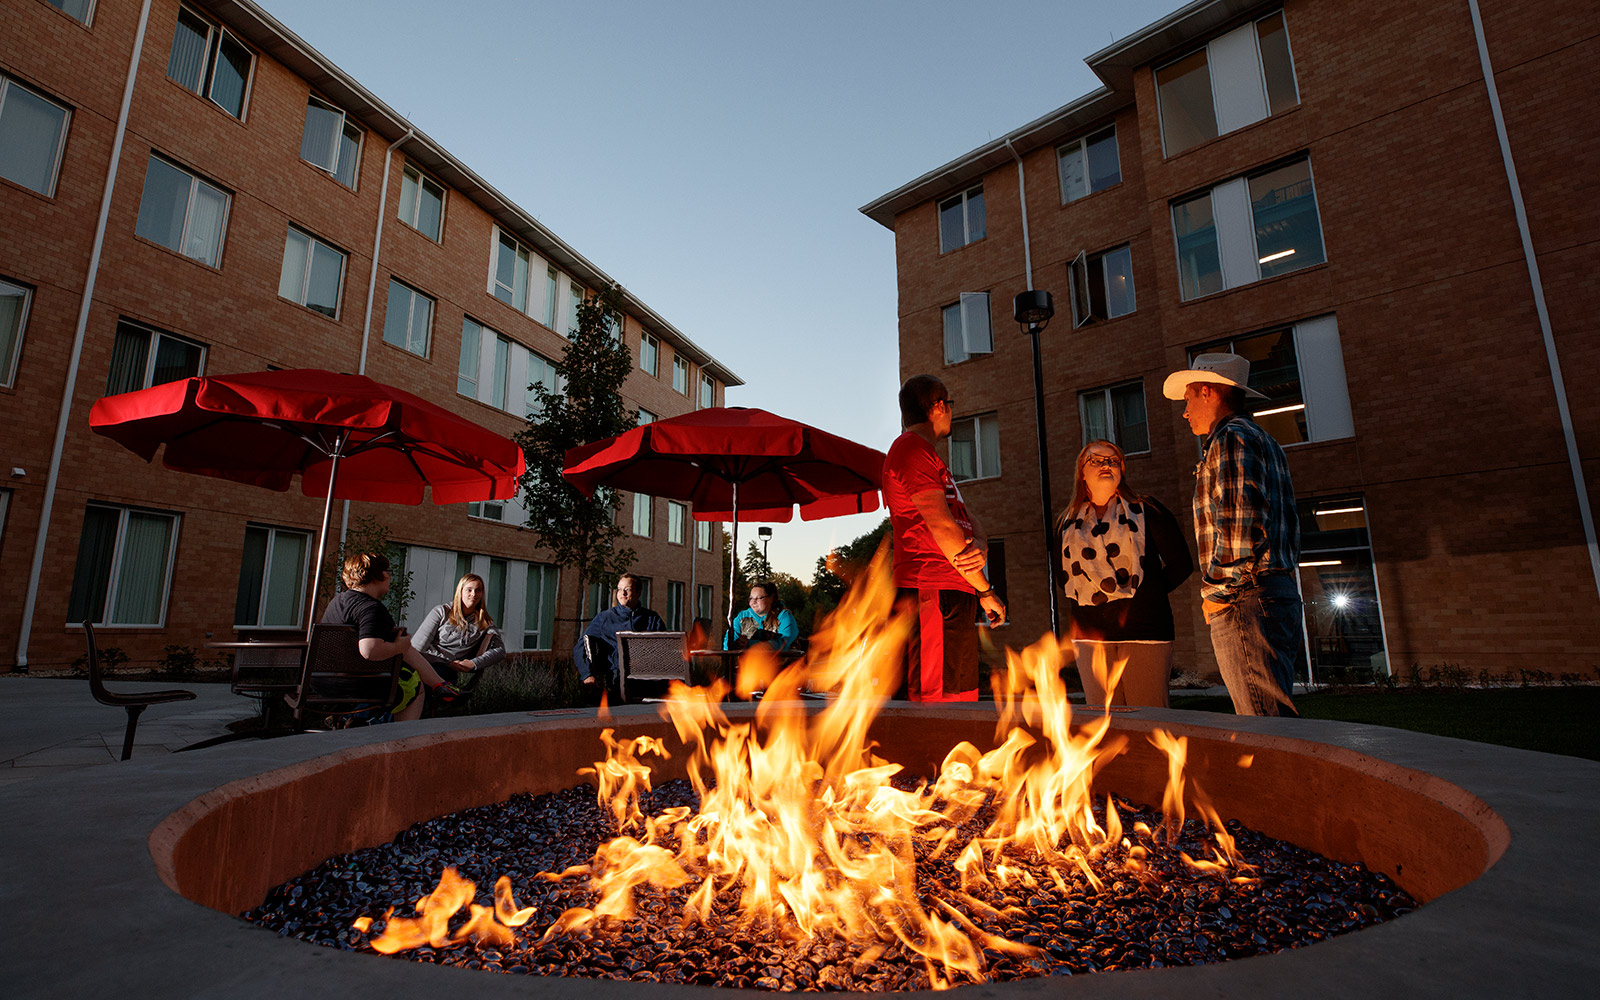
[1255,403,1306,417]
[1299,559,1342,567]
[1330,593,1352,610]
[1315,505,1365,516]
[1259,249,1296,264]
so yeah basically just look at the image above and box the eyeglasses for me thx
[749,593,770,603]
[1085,454,1123,468]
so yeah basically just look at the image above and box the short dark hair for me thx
[899,375,947,426]
[616,573,641,590]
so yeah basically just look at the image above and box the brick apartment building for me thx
[0,0,739,671]
[862,0,1599,680]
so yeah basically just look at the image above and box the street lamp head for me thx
[758,526,772,539]
[1014,289,1054,332]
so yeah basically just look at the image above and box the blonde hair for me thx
[448,573,493,630]
[1068,440,1139,513]
[341,552,389,589]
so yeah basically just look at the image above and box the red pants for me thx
[896,588,979,702]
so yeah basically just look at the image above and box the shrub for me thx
[466,652,584,714]
[71,644,128,676]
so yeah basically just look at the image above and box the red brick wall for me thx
[0,0,725,670]
[889,0,1600,678]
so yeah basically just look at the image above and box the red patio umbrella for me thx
[89,369,525,634]
[562,406,884,625]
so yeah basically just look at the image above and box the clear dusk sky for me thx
[257,0,1183,580]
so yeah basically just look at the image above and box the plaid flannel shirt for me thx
[1193,415,1300,604]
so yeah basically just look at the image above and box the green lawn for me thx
[1169,687,1600,761]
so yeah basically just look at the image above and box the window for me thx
[637,408,655,425]
[67,503,180,627]
[633,493,652,537]
[640,332,658,376]
[167,5,252,119]
[699,373,715,409]
[494,232,530,310]
[457,318,479,397]
[490,335,509,410]
[382,279,433,357]
[0,75,71,196]
[1069,245,1136,325]
[543,267,558,328]
[1079,381,1149,453]
[299,96,361,188]
[45,0,95,24]
[234,524,309,628]
[524,563,558,650]
[398,162,444,240]
[487,558,506,629]
[1190,314,1353,446]
[568,281,583,334]
[1156,11,1299,157]
[666,581,685,631]
[949,412,1000,482]
[673,355,690,395]
[276,227,345,318]
[468,500,504,522]
[1,277,32,387]
[106,320,203,394]
[1058,126,1120,204]
[524,347,560,419]
[634,576,652,611]
[134,154,229,266]
[667,501,686,545]
[696,583,713,622]
[1297,497,1388,682]
[942,292,992,364]
[587,573,619,619]
[696,520,713,552]
[1171,156,1325,300]
[938,185,985,252]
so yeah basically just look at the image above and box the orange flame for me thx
[367,541,1249,987]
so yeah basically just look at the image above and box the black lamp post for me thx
[757,525,772,578]
[1014,289,1060,636]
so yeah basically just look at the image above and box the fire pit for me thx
[2,698,1596,997]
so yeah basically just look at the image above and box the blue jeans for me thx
[1208,575,1304,717]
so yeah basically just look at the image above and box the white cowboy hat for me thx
[1162,353,1269,400]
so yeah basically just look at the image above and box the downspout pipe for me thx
[339,128,413,565]
[16,0,155,670]
[1004,138,1035,290]
[1468,0,1600,604]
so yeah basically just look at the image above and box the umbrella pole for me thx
[304,435,346,640]
[726,481,738,630]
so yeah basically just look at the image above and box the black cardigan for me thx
[1059,495,1194,642]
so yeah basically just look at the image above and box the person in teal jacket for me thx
[724,581,800,651]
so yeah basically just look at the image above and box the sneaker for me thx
[432,681,465,703]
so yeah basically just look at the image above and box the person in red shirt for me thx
[883,375,1007,701]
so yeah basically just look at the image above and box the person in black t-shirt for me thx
[322,552,462,721]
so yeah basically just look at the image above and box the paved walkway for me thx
[0,677,258,789]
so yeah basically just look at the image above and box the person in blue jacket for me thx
[575,573,666,692]
[724,581,800,651]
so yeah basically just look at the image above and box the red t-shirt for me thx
[883,431,974,590]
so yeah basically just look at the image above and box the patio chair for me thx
[83,621,196,761]
[284,624,401,727]
[230,642,306,727]
[614,631,689,703]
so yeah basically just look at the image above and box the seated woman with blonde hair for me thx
[1056,440,1193,707]
[411,573,506,692]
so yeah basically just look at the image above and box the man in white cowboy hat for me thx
[1163,353,1303,716]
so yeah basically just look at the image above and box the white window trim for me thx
[300,94,362,187]
[699,373,715,409]
[399,161,446,241]
[468,500,506,523]
[114,320,207,390]
[696,519,713,552]
[523,562,559,650]
[0,76,72,198]
[1187,313,1352,447]
[1154,9,1298,159]
[938,185,984,252]
[235,524,311,629]
[640,331,659,376]
[138,155,232,267]
[279,226,346,318]
[633,493,652,537]
[542,266,559,329]
[1170,156,1324,301]
[949,412,1001,483]
[1069,244,1136,327]
[0,277,33,387]
[667,501,686,545]
[1057,125,1119,205]
[492,229,531,312]
[1078,380,1151,455]
[171,5,256,120]
[384,279,433,357]
[45,0,97,26]
[673,355,690,395]
[943,291,993,364]
[73,503,182,629]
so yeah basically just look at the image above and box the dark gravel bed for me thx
[243,779,1417,991]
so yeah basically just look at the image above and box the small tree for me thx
[806,517,891,622]
[517,283,636,626]
[320,514,415,624]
